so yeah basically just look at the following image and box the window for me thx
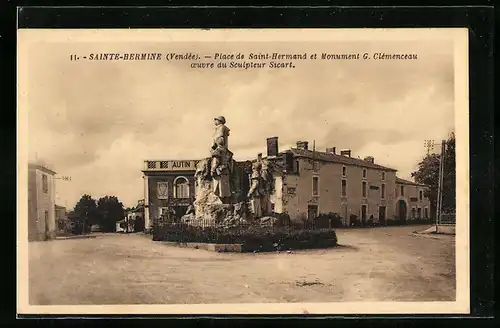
[424,207,429,218]
[173,176,190,198]
[362,169,367,179]
[42,174,48,193]
[417,207,422,219]
[400,186,405,196]
[342,165,347,177]
[293,160,300,173]
[381,183,386,199]
[312,176,319,196]
[157,182,169,199]
[341,179,347,197]
[382,172,386,181]
[411,207,416,219]
[362,181,367,197]
[419,190,423,201]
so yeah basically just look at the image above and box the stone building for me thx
[28,163,57,241]
[265,138,431,226]
[55,204,68,235]
[142,160,198,230]
[395,177,432,222]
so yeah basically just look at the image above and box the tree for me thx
[73,194,98,234]
[96,196,125,232]
[411,132,456,216]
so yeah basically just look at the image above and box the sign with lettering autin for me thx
[145,160,200,171]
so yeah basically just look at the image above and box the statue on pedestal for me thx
[210,116,233,203]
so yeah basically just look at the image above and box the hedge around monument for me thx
[154,224,338,252]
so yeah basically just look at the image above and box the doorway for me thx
[361,205,367,226]
[341,203,348,226]
[134,216,145,232]
[379,206,386,224]
[307,205,318,221]
[173,206,188,220]
[44,210,50,240]
[398,200,407,223]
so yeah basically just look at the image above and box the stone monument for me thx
[181,116,249,227]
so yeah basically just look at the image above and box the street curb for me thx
[159,241,243,252]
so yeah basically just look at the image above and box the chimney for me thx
[267,136,279,158]
[326,147,336,154]
[296,141,309,151]
[364,156,374,164]
[340,149,351,157]
[257,153,263,163]
[284,151,294,171]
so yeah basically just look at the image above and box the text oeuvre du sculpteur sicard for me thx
[69,52,419,69]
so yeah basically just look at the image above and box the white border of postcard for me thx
[17,28,469,315]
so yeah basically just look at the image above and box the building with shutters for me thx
[265,137,431,226]
[395,177,432,223]
[28,163,57,241]
[142,160,198,231]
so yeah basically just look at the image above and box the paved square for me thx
[28,225,455,305]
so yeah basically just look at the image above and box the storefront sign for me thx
[146,160,200,171]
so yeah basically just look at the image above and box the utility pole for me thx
[312,140,317,171]
[435,140,446,233]
[424,139,435,156]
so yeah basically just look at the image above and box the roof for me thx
[55,205,66,210]
[286,148,398,171]
[396,177,428,187]
[28,163,57,175]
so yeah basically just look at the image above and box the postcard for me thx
[17,28,469,315]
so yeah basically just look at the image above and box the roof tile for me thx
[286,148,397,171]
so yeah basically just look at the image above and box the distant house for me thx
[122,200,146,233]
[395,177,432,222]
[28,163,57,241]
[55,205,69,235]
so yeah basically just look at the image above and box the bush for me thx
[316,212,345,228]
[154,223,338,252]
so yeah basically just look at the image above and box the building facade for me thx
[395,177,432,222]
[267,142,398,225]
[142,160,199,230]
[267,139,430,225]
[55,205,68,235]
[28,164,57,241]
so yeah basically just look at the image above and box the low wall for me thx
[436,224,456,235]
[160,242,243,252]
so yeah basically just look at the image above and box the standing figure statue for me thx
[260,159,272,215]
[247,161,265,217]
[210,116,233,203]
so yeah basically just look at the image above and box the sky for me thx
[23,35,455,209]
